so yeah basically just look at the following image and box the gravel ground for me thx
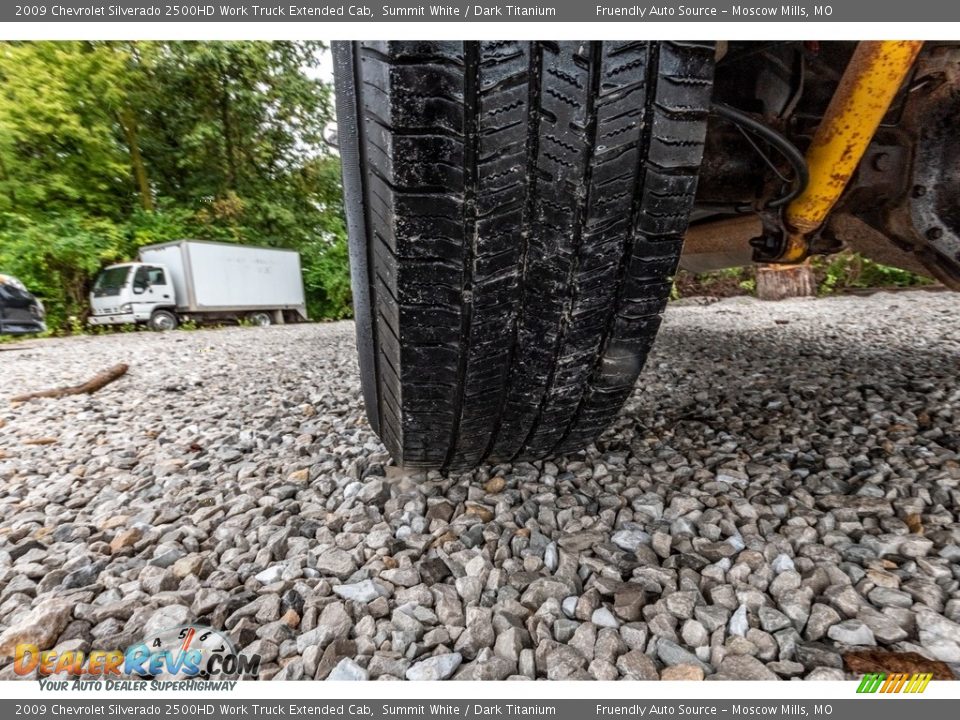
[0,291,958,682]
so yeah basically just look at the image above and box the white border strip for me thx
[1,18,956,703]
[0,21,954,41]
[2,678,958,699]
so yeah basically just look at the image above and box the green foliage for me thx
[0,41,351,333]
[0,43,134,219]
[302,234,352,320]
[127,206,196,248]
[0,212,127,329]
[673,252,933,301]
[813,252,933,295]
[68,315,88,336]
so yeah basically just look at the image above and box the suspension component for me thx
[757,41,924,263]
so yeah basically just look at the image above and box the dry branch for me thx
[11,363,129,403]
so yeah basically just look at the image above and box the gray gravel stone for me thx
[916,611,960,662]
[665,591,697,619]
[758,607,792,634]
[544,644,589,680]
[768,660,805,678]
[326,658,368,681]
[620,623,648,652]
[519,649,536,679]
[591,608,620,629]
[616,650,659,680]
[255,566,285,585]
[695,606,730,633]
[657,638,711,673]
[868,587,913,608]
[804,604,841,642]
[521,578,572,607]
[315,550,357,580]
[0,600,73,655]
[333,580,389,603]
[681,619,709,648]
[494,626,526,664]
[728,606,749,637]
[857,608,908,644]
[716,655,779,681]
[611,529,650,552]
[405,653,463,681]
[0,293,956,681]
[827,620,876,646]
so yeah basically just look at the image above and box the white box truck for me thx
[88,240,307,331]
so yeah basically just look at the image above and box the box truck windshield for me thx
[93,266,131,297]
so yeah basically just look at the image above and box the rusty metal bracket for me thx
[901,49,960,285]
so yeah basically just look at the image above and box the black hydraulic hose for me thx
[710,102,810,209]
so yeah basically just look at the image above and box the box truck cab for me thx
[89,262,177,330]
[88,240,307,331]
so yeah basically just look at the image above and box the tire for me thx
[248,311,272,327]
[334,41,715,471]
[148,309,178,332]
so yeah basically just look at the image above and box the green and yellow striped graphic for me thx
[856,672,933,694]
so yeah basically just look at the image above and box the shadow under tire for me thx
[334,40,715,471]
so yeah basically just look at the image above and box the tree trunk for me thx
[218,64,237,191]
[118,108,154,212]
[756,262,817,301]
[0,152,16,208]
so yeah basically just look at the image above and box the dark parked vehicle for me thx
[0,274,46,335]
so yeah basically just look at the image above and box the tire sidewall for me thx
[334,41,381,436]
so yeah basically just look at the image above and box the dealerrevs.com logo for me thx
[856,673,933,694]
[14,625,260,691]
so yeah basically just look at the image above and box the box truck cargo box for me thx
[89,240,308,331]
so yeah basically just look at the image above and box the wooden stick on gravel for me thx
[10,363,129,403]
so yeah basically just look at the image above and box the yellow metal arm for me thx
[781,40,924,261]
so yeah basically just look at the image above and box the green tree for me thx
[0,42,134,218]
[0,41,351,332]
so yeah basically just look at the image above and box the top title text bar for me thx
[4,0,958,22]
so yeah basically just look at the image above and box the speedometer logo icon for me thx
[125,625,259,679]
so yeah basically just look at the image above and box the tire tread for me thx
[345,40,714,470]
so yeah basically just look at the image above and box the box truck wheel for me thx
[247,311,273,327]
[334,41,715,470]
[148,309,179,332]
